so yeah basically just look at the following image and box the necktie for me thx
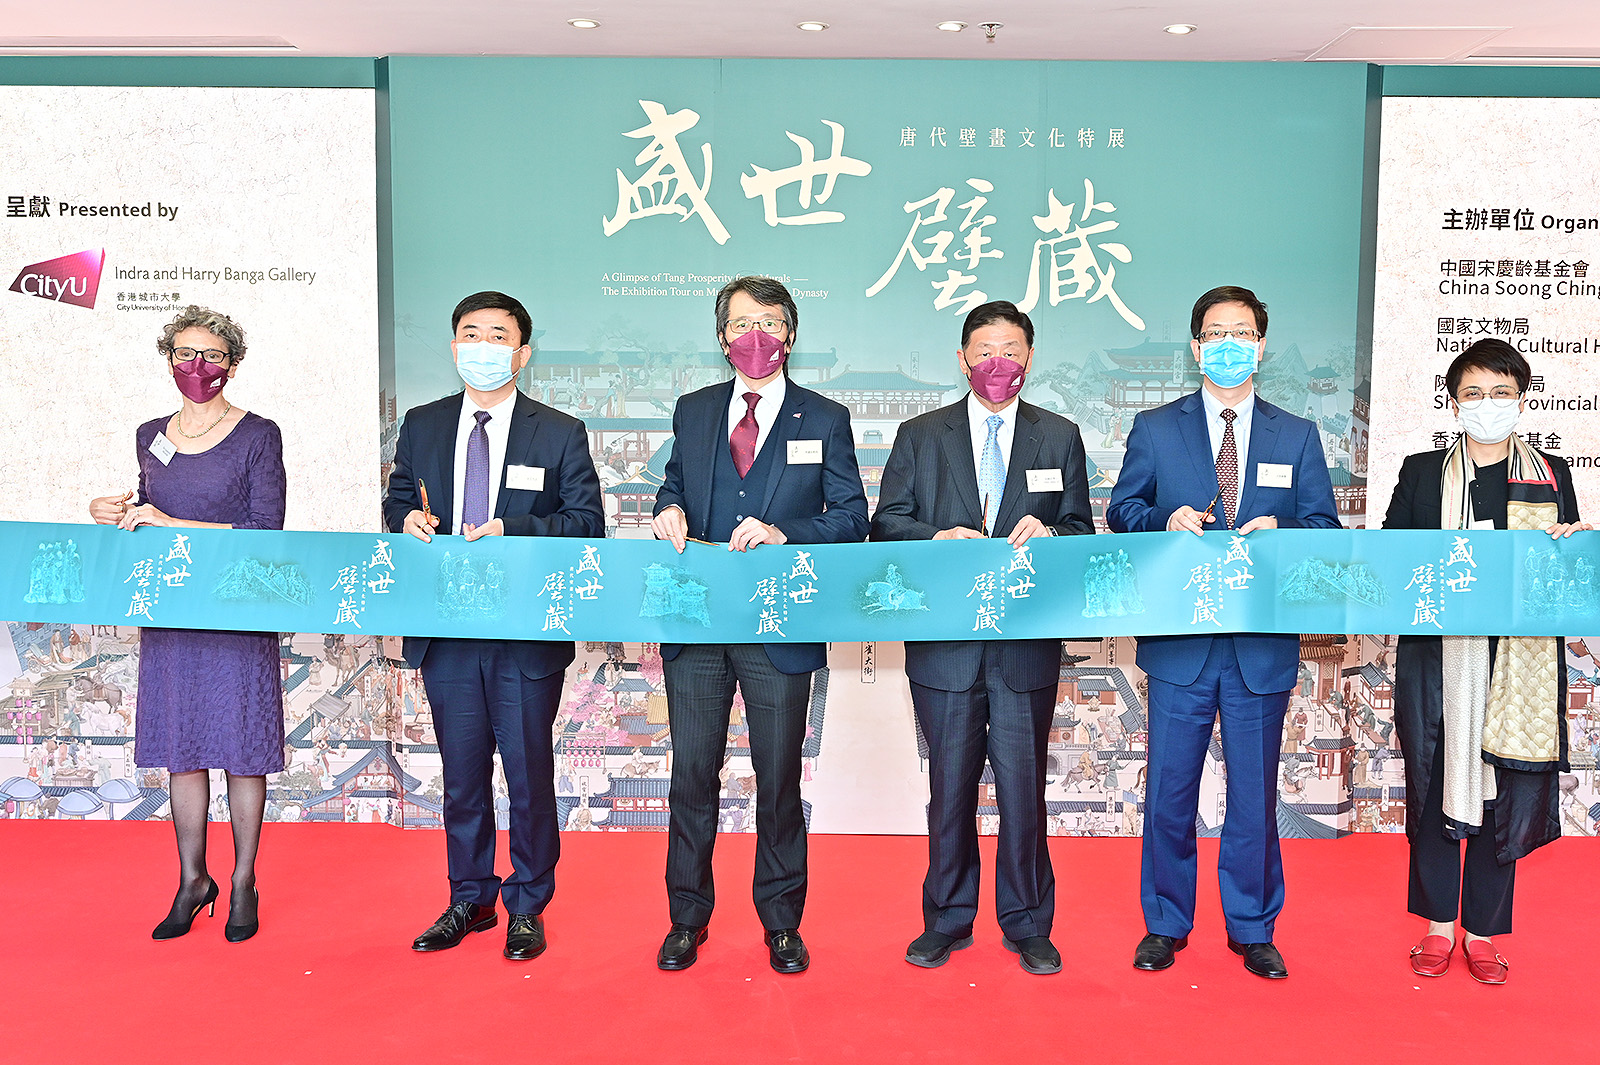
[978,413,1005,535]
[1217,407,1238,530]
[462,409,491,530]
[730,391,761,478]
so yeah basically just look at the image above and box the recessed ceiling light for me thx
[1164,24,1197,35]
[567,18,600,30]
[937,21,967,33]
[797,21,830,32]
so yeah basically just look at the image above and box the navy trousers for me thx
[911,641,1057,940]
[420,640,564,916]
[1141,637,1290,943]
[662,643,811,931]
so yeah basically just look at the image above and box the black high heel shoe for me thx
[152,878,219,940]
[225,886,260,943]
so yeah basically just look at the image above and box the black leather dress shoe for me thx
[412,902,497,952]
[1002,935,1062,975]
[765,928,810,974]
[656,923,708,971]
[503,913,546,960]
[905,930,975,969]
[1132,932,1188,971]
[1229,939,1288,979]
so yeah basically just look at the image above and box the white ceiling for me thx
[5,1,1600,61]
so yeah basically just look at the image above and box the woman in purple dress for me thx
[89,306,286,943]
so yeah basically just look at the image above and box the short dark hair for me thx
[960,300,1034,348]
[1190,285,1268,339]
[714,276,798,346]
[451,291,533,348]
[1446,338,1530,397]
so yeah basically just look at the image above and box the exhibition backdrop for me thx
[0,58,1596,842]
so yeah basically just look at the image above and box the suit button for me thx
[739,490,746,497]
[736,515,745,521]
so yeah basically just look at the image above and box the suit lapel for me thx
[495,393,542,519]
[758,384,807,518]
[1238,396,1282,522]
[1179,392,1220,503]
[995,403,1044,535]
[939,399,985,530]
[693,381,735,531]
[431,396,461,534]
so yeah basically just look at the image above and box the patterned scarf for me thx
[1437,433,1562,835]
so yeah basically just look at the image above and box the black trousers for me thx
[1408,729,1516,936]
[911,642,1057,941]
[662,643,811,930]
[420,641,564,916]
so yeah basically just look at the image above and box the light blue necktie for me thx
[978,413,1005,535]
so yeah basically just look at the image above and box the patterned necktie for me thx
[730,391,761,478]
[1217,407,1239,530]
[978,413,1006,535]
[462,409,491,530]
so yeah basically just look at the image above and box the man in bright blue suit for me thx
[1107,285,1339,980]
[649,276,869,975]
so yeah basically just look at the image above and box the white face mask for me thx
[1456,396,1521,445]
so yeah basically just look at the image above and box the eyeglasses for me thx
[725,316,787,336]
[1456,387,1520,405]
[1196,328,1261,343]
[170,346,232,365]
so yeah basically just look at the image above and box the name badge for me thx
[506,464,545,491]
[1025,468,1065,493]
[1257,462,1293,489]
[787,439,823,464]
[148,432,177,466]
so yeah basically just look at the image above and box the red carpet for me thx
[3,824,1594,1064]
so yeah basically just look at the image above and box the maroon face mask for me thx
[726,329,787,380]
[965,354,1027,404]
[171,356,229,403]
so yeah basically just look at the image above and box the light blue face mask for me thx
[455,341,520,391]
[1197,337,1259,389]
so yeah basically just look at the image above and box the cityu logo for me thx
[9,248,105,310]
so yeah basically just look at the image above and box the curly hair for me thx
[156,305,248,362]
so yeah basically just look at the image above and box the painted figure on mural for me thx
[649,275,869,974]
[1384,340,1590,985]
[87,305,286,944]
[1108,285,1340,980]
[384,291,604,962]
[872,300,1094,975]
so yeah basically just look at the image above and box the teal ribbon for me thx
[6,521,1596,641]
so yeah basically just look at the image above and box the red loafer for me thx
[1408,935,1454,977]
[1463,940,1508,985]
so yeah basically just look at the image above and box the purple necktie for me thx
[730,392,761,478]
[462,409,491,530]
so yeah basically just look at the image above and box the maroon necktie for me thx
[730,391,761,478]
[1217,407,1239,529]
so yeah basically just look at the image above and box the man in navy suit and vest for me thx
[384,291,603,961]
[872,300,1094,975]
[1107,285,1340,979]
[649,276,869,973]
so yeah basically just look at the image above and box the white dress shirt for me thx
[1200,386,1254,520]
[966,391,1019,486]
[451,390,517,533]
[725,372,788,460]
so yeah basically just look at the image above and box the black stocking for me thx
[225,772,266,924]
[163,770,212,920]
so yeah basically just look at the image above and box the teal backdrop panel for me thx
[382,59,1370,444]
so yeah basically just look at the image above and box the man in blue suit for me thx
[1107,286,1339,980]
[384,291,603,961]
[650,276,869,974]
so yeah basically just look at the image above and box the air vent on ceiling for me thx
[1307,26,1508,63]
